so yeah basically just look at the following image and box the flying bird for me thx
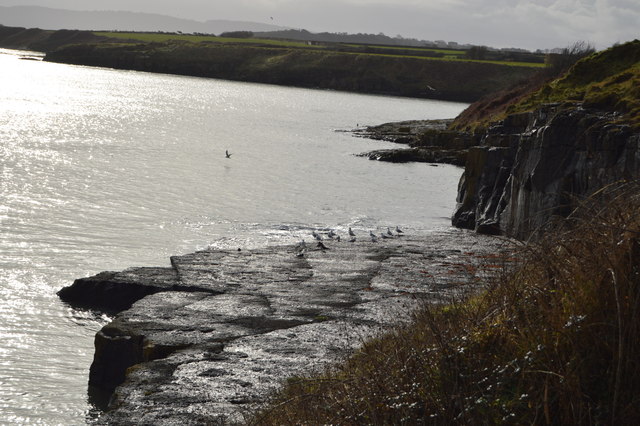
[225,150,232,158]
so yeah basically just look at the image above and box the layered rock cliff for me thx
[452,105,640,239]
[452,40,640,240]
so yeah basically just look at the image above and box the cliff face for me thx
[452,104,640,239]
[41,40,538,102]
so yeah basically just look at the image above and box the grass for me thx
[252,181,640,425]
[92,31,545,68]
[452,39,640,131]
[511,41,640,126]
[93,31,316,48]
[342,44,467,56]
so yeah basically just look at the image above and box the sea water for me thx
[0,48,467,424]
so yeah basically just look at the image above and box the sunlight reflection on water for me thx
[0,48,468,424]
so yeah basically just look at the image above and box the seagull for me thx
[317,241,329,250]
[396,226,404,235]
[328,230,336,239]
[349,236,356,243]
[296,248,306,257]
[370,234,378,243]
[387,227,394,237]
[348,227,356,237]
[336,235,341,242]
[298,239,307,249]
[381,232,392,239]
[369,230,376,238]
[312,231,322,241]
[225,150,232,159]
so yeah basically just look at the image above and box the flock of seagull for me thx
[296,226,404,257]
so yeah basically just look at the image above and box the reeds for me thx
[251,181,640,425]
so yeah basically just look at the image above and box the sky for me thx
[0,0,638,50]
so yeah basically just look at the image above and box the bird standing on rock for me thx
[348,227,356,237]
[317,241,329,250]
[396,226,404,235]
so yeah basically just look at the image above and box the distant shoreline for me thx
[0,25,541,103]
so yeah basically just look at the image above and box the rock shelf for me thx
[59,230,506,424]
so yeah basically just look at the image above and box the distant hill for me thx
[0,5,493,52]
[0,6,286,34]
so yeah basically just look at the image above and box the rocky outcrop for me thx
[452,104,640,239]
[59,231,506,424]
[355,119,478,166]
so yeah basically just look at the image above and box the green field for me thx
[94,31,546,68]
[94,31,319,48]
[344,43,466,56]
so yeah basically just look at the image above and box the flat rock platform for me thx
[59,229,507,424]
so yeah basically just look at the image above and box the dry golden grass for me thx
[251,181,640,425]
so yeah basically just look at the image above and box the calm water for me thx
[0,47,467,424]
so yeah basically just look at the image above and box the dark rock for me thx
[354,119,477,166]
[452,105,640,240]
[57,267,181,313]
[362,147,467,165]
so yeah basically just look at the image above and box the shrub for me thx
[544,41,596,77]
[219,31,254,39]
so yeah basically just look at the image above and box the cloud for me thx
[0,0,637,49]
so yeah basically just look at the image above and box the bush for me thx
[545,40,596,76]
[219,31,254,39]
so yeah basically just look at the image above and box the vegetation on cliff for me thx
[452,40,640,131]
[253,182,640,425]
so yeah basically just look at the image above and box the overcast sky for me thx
[1,0,638,50]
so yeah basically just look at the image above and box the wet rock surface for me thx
[353,119,477,166]
[60,229,507,424]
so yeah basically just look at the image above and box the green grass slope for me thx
[452,40,640,131]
